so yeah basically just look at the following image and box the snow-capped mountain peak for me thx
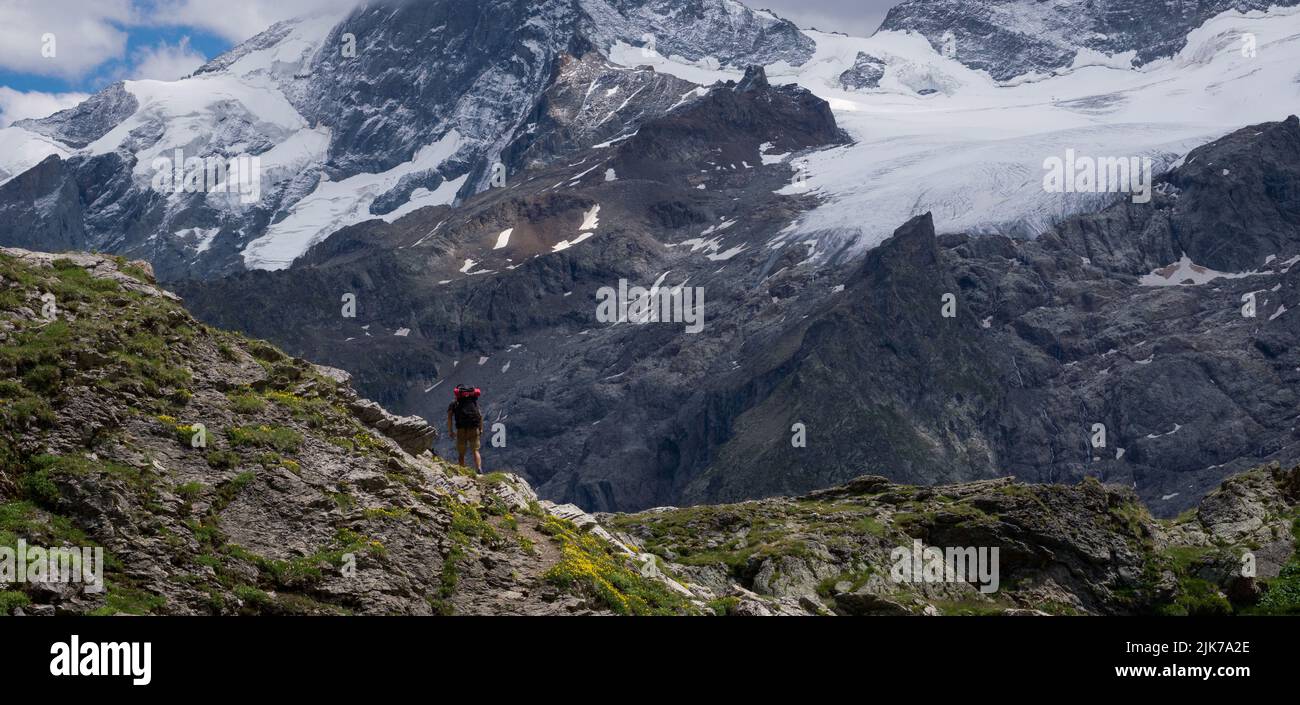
[2,0,1300,278]
[0,0,810,277]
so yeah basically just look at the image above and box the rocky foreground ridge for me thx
[1,249,1297,615]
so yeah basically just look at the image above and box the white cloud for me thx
[0,86,90,127]
[130,36,206,80]
[0,0,134,78]
[0,0,361,83]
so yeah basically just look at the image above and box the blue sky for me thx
[0,0,350,125]
[0,27,230,94]
[0,0,899,126]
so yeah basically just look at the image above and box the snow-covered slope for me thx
[0,127,71,185]
[879,0,1300,81]
[0,0,803,278]
[625,6,1300,262]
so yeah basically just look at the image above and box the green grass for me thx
[853,515,888,537]
[228,392,266,415]
[262,391,331,428]
[227,425,303,453]
[817,568,874,598]
[18,455,144,506]
[540,515,691,616]
[1252,562,1300,615]
[0,500,90,548]
[0,590,32,615]
[932,598,1010,616]
[212,472,256,512]
[1248,514,1300,615]
[87,582,165,616]
[706,596,741,616]
[233,585,272,607]
[176,482,203,501]
[1157,577,1233,617]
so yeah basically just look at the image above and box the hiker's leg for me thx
[471,429,482,472]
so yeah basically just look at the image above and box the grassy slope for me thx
[0,250,689,616]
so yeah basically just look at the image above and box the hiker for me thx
[447,385,484,472]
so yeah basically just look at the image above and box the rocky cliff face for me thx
[687,116,1300,515]
[175,66,851,513]
[880,0,1300,81]
[176,112,1300,518]
[579,0,815,66]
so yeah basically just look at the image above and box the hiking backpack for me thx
[453,385,482,429]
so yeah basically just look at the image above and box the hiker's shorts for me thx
[456,427,481,455]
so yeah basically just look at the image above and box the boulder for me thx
[347,398,437,456]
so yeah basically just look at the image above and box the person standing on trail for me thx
[447,385,484,472]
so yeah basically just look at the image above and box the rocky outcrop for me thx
[327,375,440,457]
[838,52,886,90]
[0,249,695,616]
[13,82,139,149]
[503,52,703,173]
[609,464,1300,616]
[579,0,816,68]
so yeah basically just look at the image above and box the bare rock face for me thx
[310,365,437,456]
[345,398,437,457]
[12,82,139,149]
[838,52,886,90]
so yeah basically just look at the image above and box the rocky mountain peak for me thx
[0,0,816,281]
[736,65,770,92]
